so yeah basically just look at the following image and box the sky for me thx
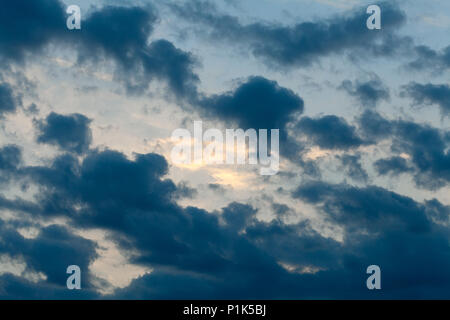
[0,0,449,299]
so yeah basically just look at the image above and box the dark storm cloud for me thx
[340,78,390,108]
[374,156,413,176]
[296,115,364,150]
[336,154,369,183]
[35,112,92,154]
[171,1,411,68]
[0,0,199,99]
[402,82,450,117]
[0,83,20,116]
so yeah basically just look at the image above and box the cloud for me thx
[357,110,394,142]
[173,181,198,199]
[374,156,413,176]
[171,1,411,68]
[35,112,92,154]
[2,132,450,298]
[0,0,66,64]
[195,76,304,160]
[0,0,199,98]
[197,76,303,130]
[25,103,39,116]
[296,115,364,150]
[1,0,450,300]
[357,110,450,190]
[340,77,390,108]
[402,82,450,117]
[425,199,450,225]
[271,202,291,216]
[79,5,199,97]
[336,154,369,183]
[292,181,432,234]
[408,45,450,72]
[20,150,215,276]
[222,202,257,231]
[0,83,20,117]
[394,120,450,190]
[5,147,297,297]
[0,220,100,299]
[113,182,450,298]
[208,183,227,193]
[76,5,200,98]
[290,180,450,298]
[0,142,328,298]
[0,145,22,172]
[0,145,22,184]
[0,273,98,299]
